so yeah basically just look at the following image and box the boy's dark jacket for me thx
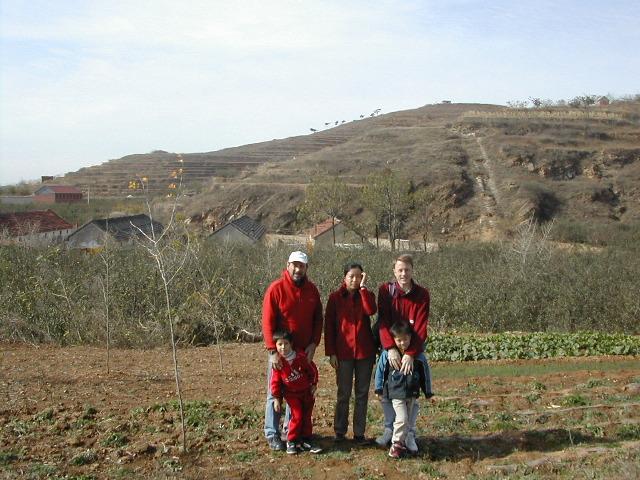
[374,349,433,400]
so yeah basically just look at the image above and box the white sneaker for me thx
[375,428,393,447]
[405,432,419,453]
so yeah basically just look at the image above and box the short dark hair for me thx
[343,262,364,275]
[394,254,413,268]
[390,321,413,338]
[272,329,293,344]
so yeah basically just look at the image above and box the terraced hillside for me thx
[52,101,640,240]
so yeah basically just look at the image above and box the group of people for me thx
[262,251,432,459]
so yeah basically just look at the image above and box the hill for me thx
[49,101,640,241]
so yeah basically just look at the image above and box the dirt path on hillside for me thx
[1,343,639,479]
[460,133,504,240]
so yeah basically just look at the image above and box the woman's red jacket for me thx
[324,284,377,360]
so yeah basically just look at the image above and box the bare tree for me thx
[362,168,412,251]
[298,175,355,245]
[131,155,191,451]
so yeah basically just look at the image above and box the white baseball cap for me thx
[288,251,309,264]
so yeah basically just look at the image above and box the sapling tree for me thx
[97,229,115,374]
[131,155,191,451]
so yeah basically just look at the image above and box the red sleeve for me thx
[262,283,279,350]
[270,365,282,398]
[324,294,337,356]
[360,288,377,316]
[406,289,430,357]
[377,284,395,350]
[311,286,323,347]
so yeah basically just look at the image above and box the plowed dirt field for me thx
[1,343,639,479]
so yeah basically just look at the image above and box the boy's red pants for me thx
[284,390,315,441]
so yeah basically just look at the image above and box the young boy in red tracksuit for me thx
[270,329,322,454]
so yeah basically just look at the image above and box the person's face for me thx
[287,261,307,282]
[344,267,363,292]
[393,261,413,287]
[275,338,292,356]
[393,333,411,353]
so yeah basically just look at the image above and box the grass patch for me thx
[233,450,258,462]
[70,450,98,466]
[28,462,58,477]
[427,332,640,362]
[434,359,640,380]
[561,394,590,407]
[419,462,446,477]
[33,408,55,423]
[101,432,128,448]
[616,423,640,440]
[0,449,21,464]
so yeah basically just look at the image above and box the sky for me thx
[1,0,639,185]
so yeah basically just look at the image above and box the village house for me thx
[209,215,266,246]
[33,185,83,203]
[307,218,366,249]
[0,209,75,246]
[66,214,164,250]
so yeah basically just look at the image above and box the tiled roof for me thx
[307,217,341,238]
[227,215,266,241]
[34,185,83,195]
[90,214,164,241]
[0,210,74,236]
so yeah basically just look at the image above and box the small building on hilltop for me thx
[209,215,266,246]
[33,185,83,204]
[66,214,164,250]
[307,218,366,249]
[0,209,75,246]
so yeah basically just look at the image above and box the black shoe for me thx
[286,441,299,455]
[268,436,285,451]
[334,433,346,442]
[353,435,371,445]
[300,438,323,454]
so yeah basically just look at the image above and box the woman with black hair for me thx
[324,262,377,443]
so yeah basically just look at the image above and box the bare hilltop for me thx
[53,100,640,241]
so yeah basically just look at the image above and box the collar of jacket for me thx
[339,283,360,298]
[281,269,306,288]
[390,280,417,298]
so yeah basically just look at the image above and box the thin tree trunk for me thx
[159,262,187,452]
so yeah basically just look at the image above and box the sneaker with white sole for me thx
[300,439,322,454]
[286,441,299,455]
[267,436,285,451]
[388,441,406,459]
[405,432,418,454]
[375,428,393,447]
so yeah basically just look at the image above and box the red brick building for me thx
[33,185,83,203]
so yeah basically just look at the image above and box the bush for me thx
[0,238,639,346]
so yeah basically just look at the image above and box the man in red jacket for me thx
[376,254,430,454]
[262,251,323,451]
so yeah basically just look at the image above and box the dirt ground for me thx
[1,342,639,479]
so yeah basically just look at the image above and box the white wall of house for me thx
[210,224,259,246]
[314,223,364,248]
[0,196,34,205]
[13,228,76,247]
[66,223,107,249]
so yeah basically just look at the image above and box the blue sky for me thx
[1,0,639,185]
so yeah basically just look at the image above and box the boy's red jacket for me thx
[378,280,430,357]
[262,270,323,351]
[324,284,377,360]
[270,351,319,398]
